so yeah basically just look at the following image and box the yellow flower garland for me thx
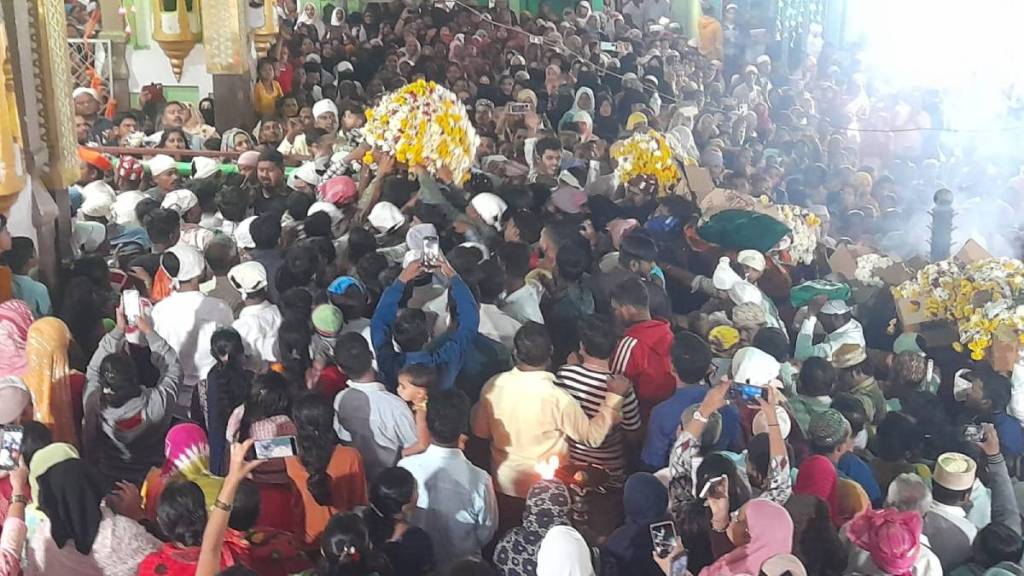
[611,131,682,196]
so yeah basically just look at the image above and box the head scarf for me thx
[493,479,571,576]
[220,128,254,153]
[794,454,840,526]
[24,318,76,445]
[162,423,224,509]
[295,1,326,38]
[847,508,922,576]
[605,472,669,570]
[31,444,106,555]
[537,526,594,576]
[701,499,793,576]
[0,300,34,377]
[0,375,30,425]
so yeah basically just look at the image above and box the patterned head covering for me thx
[493,479,571,576]
[847,508,922,576]
[162,423,224,510]
[23,318,76,445]
[0,300,34,377]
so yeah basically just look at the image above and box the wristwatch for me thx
[692,409,710,424]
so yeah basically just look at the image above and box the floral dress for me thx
[492,480,572,576]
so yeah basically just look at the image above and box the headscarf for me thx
[295,1,326,38]
[0,299,34,377]
[794,454,839,526]
[220,127,254,152]
[23,317,76,445]
[161,423,224,509]
[493,479,571,576]
[560,87,596,128]
[31,444,105,555]
[537,526,594,576]
[846,508,922,576]
[605,472,669,571]
[699,499,793,576]
[0,375,31,424]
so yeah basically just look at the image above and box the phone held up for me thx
[0,425,24,471]
[650,520,688,575]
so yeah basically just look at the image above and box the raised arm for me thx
[371,260,422,353]
[978,424,1022,536]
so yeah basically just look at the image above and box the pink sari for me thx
[0,300,33,377]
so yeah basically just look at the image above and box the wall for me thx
[126,42,214,103]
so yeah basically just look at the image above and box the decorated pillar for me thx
[152,0,202,80]
[202,0,255,131]
[97,0,132,111]
[250,0,279,59]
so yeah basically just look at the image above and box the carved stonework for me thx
[0,22,26,210]
[201,0,250,74]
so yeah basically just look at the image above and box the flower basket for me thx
[611,131,682,197]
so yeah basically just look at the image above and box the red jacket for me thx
[611,319,675,419]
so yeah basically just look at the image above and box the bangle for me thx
[213,498,233,512]
[767,423,780,427]
[10,494,27,505]
[692,409,709,424]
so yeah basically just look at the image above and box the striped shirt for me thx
[555,364,642,484]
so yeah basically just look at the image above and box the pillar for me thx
[202,0,256,132]
[97,0,132,111]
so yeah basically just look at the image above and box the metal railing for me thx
[68,38,114,96]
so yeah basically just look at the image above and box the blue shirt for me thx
[994,412,1024,459]
[838,451,882,507]
[12,274,51,317]
[641,384,742,470]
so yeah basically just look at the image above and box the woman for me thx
[295,2,326,40]
[158,127,190,158]
[784,494,847,576]
[493,479,571,576]
[286,393,368,546]
[0,299,33,377]
[699,499,793,576]
[24,443,161,576]
[538,526,594,576]
[200,328,252,476]
[142,423,224,520]
[364,467,433,576]
[139,481,235,575]
[593,93,620,143]
[559,87,596,130]
[793,453,839,526]
[220,128,255,154]
[302,512,392,576]
[604,472,669,576]
[843,508,941,576]
[24,317,80,446]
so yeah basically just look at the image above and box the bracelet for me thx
[10,494,27,505]
[711,520,729,533]
[767,423,780,427]
[213,498,233,512]
[692,409,709,424]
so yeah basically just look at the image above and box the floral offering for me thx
[362,79,480,184]
[611,131,682,196]
[854,254,894,287]
[773,205,821,265]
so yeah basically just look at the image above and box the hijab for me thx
[605,472,669,573]
[161,423,224,509]
[0,299,33,377]
[561,87,596,128]
[493,479,571,576]
[23,317,76,445]
[846,508,922,576]
[31,444,105,555]
[700,499,793,576]
[794,454,840,526]
[220,128,254,153]
[295,2,326,39]
[537,526,594,576]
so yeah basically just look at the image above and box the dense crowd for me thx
[3,0,1024,575]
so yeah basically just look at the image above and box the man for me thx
[789,356,835,435]
[472,322,631,502]
[78,146,111,187]
[7,237,51,317]
[399,389,498,568]
[794,297,865,362]
[642,332,742,469]
[964,368,1024,459]
[150,244,234,416]
[257,118,284,149]
[697,1,723,61]
[229,261,282,370]
[161,189,215,251]
[72,87,113,140]
[732,65,765,108]
[279,99,338,156]
[109,112,139,146]
[254,150,288,216]
[496,241,544,325]
[556,314,641,485]
[528,136,565,184]
[591,231,672,320]
[923,451,980,571]
[833,343,887,428]
[200,235,244,317]
[146,101,204,150]
[333,332,418,481]
[471,258,521,352]
[145,154,180,199]
[248,213,284,303]
[75,114,94,145]
[609,277,675,417]
[372,258,479,391]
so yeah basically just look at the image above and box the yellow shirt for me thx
[471,367,623,498]
[253,81,283,120]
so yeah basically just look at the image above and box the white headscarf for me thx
[537,526,595,576]
[295,2,326,38]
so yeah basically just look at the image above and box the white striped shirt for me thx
[555,364,642,484]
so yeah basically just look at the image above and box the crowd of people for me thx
[3,0,1024,574]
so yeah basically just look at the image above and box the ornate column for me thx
[250,0,279,59]
[203,0,255,131]
[152,0,202,80]
[97,0,132,111]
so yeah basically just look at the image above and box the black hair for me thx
[287,191,316,221]
[798,357,835,397]
[752,327,790,363]
[496,241,531,281]
[346,228,378,264]
[670,331,713,383]
[208,328,251,465]
[293,393,340,507]
[446,245,484,277]
[535,136,562,158]
[978,367,1013,413]
[239,372,292,441]
[250,212,283,249]
[610,276,649,310]
[444,558,497,576]
[513,322,552,368]
[6,237,34,274]
[216,186,251,222]
[426,388,470,446]
[334,332,373,377]
[746,432,771,479]
[204,236,238,276]
[619,229,658,266]
[577,314,618,360]
[278,244,319,294]
[304,211,333,238]
[320,512,387,576]
[158,127,189,148]
[227,479,260,531]
[473,259,506,304]
[98,353,141,408]
[696,453,750,512]
[21,421,53,469]
[394,309,430,352]
[156,480,207,547]
[398,363,436,390]
[258,149,285,169]
[831,392,868,438]
[279,320,313,389]
[366,467,417,546]
[872,411,923,462]
[135,197,161,226]
[555,240,590,282]
[143,208,181,246]
[972,522,1024,568]
[219,567,258,576]
[508,209,542,244]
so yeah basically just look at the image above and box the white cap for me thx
[147,154,178,177]
[307,201,343,230]
[163,244,206,284]
[737,250,766,272]
[729,281,764,306]
[821,299,851,315]
[405,223,438,253]
[731,346,781,388]
[367,201,405,234]
[228,261,268,297]
[312,99,338,119]
[192,157,220,180]
[712,257,742,290]
[233,216,257,250]
[161,189,199,215]
[112,190,146,226]
[335,61,354,75]
[74,221,107,252]
[756,54,771,65]
[753,406,791,439]
[72,86,99,100]
[79,181,116,219]
[469,192,507,229]
[288,162,320,190]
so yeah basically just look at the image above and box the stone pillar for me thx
[97,0,131,112]
[203,0,256,131]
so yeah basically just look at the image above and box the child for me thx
[8,237,51,317]
[397,364,436,457]
[253,57,284,121]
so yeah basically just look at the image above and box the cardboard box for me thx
[954,239,991,265]
[682,165,715,204]
[828,244,875,281]
[893,289,933,328]
[990,326,1020,374]
[878,262,913,286]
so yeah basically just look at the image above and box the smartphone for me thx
[422,236,441,269]
[962,424,984,443]
[253,436,298,459]
[953,369,974,402]
[600,41,617,52]
[698,474,726,499]
[507,102,531,114]
[0,425,24,471]
[123,289,142,326]
[728,383,767,403]
[650,520,677,559]
[529,35,543,45]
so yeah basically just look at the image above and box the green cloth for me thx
[789,280,852,308]
[312,303,344,335]
[698,209,791,252]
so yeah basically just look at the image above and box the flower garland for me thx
[773,205,821,265]
[893,257,1024,360]
[854,254,894,287]
[611,131,682,196]
[361,79,479,184]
